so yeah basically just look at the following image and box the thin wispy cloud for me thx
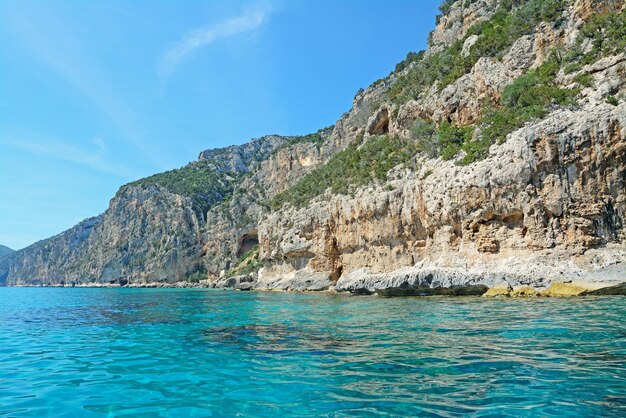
[0,136,138,179]
[158,4,271,78]
[0,3,174,169]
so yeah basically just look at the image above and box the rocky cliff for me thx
[2,0,625,295]
[0,245,13,259]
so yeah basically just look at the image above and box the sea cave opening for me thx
[237,232,259,258]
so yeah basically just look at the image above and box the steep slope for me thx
[0,245,13,258]
[0,217,101,286]
[0,133,331,286]
[247,0,626,294]
[2,0,625,295]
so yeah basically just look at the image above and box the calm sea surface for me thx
[1,288,625,417]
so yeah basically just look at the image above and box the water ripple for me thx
[0,288,625,417]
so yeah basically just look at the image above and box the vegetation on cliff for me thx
[227,245,262,278]
[270,127,332,156]
[396,57,579,165]
[563,7,626,73]
[130,129,332,219]
[184,266,208,283]
[270,135,419,209]
[271,0,615,207]
[480,57,579,141]
[4,0,625,287]
[389,0,569,103]
[130,162,243,219]
[430,3,626,162]
[388,0,618,165]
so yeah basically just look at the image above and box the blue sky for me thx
[0,0,441,250]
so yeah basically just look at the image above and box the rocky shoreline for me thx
[11,280,626,297]
[15,261,624,297]
[12,281,214,289]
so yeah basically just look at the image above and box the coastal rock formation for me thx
[2,0,625,295]
[0,245,13,259]
[428,0,499,55]
[0,216,102,286]
[253,0,626,293]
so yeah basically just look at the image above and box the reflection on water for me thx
[1,288,625,417]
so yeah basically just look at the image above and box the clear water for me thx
[1,288,625,417]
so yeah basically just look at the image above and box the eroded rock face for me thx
[247,0,626,293]
[1,185,205,286]
[258,101,626,292]
[197,135,291,173]
[80,185,205,284]
[0,216,102,286]
[573,0,625,21]
[429,0,499,55]
[416,57,513,127]
[332,81,391,150]
[3,0,625,294]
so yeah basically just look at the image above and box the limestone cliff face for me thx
[202,140,327,278]
[259,102,626,292]
[429,0,499,54]
[0,135,296,285]
[0,216,102,286]
[0,245,14,259]
[78,185,204,283]
[1,185,204,286]
[2,0,625,293]
[254,0,626,293]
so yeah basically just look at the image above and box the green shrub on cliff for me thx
[437,121,475,160]
[186,270,207,283]
[388,0,569,104]
[401,54,578,165]
[480,58,579,145]
[227,245,262,278]
[459,137,492,165]
[394,51,424,73]
[410,119,438,157]
[131,161,241,219]
[387,40,467,103]
[563,9,626,73]
[408,119,487,165]
[580,8,626,57]
[574,73,593,87]
[439,0,455,14]
[501,59,576,108]
[270,135,419,209]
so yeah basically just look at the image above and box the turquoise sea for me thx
[0,288,625,417]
